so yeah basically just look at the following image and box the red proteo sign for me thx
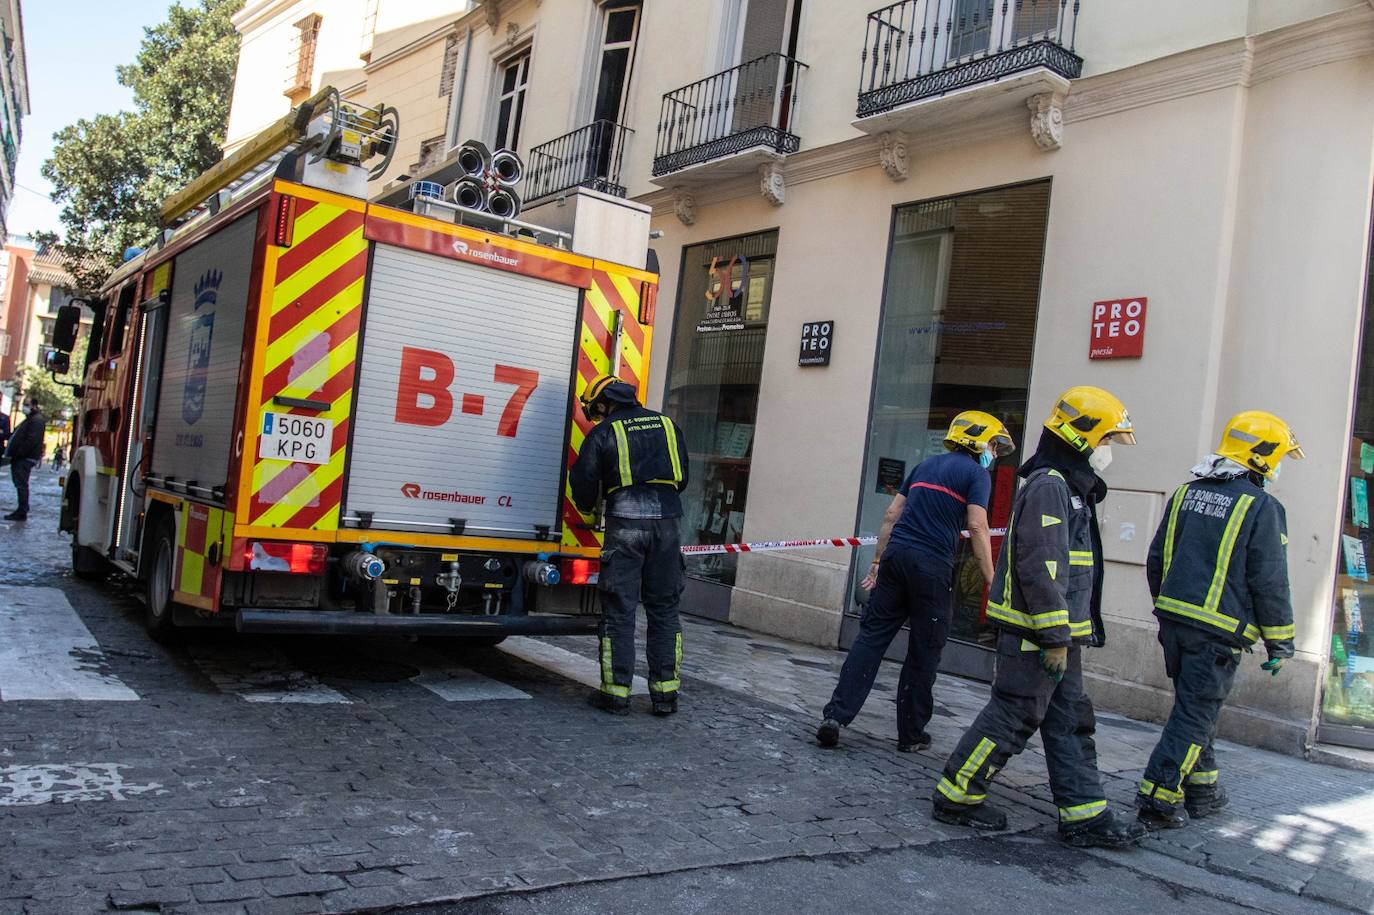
[1089,297,1147,359]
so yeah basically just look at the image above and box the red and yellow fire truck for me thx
[49,88,657,641]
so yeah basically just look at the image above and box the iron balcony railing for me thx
[858,0,1082,118]
[525,120,634,203]
[654,52,808,177]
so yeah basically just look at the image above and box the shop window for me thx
[664,230,777,588]
[1322,213,1374,746]
[848,181,1050,657]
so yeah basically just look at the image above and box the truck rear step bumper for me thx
[235,610,600,637]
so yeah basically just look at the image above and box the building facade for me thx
[224,0,1374,755]
[0,0,27,240]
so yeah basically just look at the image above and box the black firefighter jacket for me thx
[1146,475,1295,658]
[569,405,689,520]
[987,464,1106,649]
[3,411,45,462]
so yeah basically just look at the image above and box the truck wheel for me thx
[66,481,107,582]
[144,518,179,641]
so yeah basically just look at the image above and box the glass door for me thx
[843,182,1050,679]
[663,231,777,618]
[1319,200,1374,749]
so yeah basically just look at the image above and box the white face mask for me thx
[1266,461,1282,487]
[1088,443,1113,473]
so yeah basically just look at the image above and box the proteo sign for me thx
[1089,297,1147,360]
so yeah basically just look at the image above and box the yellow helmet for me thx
[1215,411,1304,479]
[579,373,638,420]
[1044,386,1137,453]
[945,410,1016,458]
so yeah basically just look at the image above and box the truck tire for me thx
[65,479,108,582]
[144,517,179,641]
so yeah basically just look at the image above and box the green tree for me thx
[41,0,243,292]
[13,363,77,418]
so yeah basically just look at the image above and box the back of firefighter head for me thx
[1216,411,1304,481]
[944,410,1016,469]
[1044,386,1136,472]
[579,374,639,422]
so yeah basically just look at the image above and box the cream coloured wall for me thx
[225,0,368,151]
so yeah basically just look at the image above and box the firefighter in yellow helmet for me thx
[932,387,1147,848]
[1136,411,1303,829]
[569,374,690,716]
[817,411,1015,752]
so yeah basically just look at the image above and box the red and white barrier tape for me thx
[679,529,1008,557]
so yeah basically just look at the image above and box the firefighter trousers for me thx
[822,547,952,745]
[598,518,684,701]
[936,631,1109,830]
[1138,621,1238,808]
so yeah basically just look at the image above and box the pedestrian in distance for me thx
[931,386,1147,849]
[51,441,65,472]
[816,411,1015,752]
[2,396,47,521]
[0,407,10,457]
[570,374,690,717]
[1136,412,1303,830]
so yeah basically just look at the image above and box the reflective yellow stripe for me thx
[1243,624,1259,641]
[611,421,633,491]
[1138,778,1184,804]
[987,602,1069,631]
[936,737,995,805]
[600,636,630,698]
[649,680,680,693]
[1068,550,1093,566]
[1162,485,1187,576]
[1020,639,1040,652]
[1042,514,1061,527]
[1261,624,1295,641]
[662,420,683,485]
[1206,494,1253,615]
[1067,619,1094,637]
[1045,560,1058,581]
[1187,769,1219,785]
[1047,469,1065,480]
[1059,800,1107,823]
[1175,743,1203,797]
[1155,596,1244,635]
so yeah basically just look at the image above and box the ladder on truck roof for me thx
[160,86,399,231]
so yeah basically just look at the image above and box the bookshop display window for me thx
[848,182,1050,652]
[1323,241,1374,744]
[663,231,776,587]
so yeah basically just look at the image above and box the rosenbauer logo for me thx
[452,238,518,267]
[400,482,487,505]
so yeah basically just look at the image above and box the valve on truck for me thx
[524,562,560,587]
[341,550,386,583]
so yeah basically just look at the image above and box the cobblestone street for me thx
[0,472,1371,914]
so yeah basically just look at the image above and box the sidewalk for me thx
[546,614,1374,913]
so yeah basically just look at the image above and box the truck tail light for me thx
[638,282,657,326]
[272,193,296,247]
[559,558,599,586]
[246,541,326,575]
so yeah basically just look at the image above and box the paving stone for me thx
[226,861,300,882]
[194,880,266,903]
[261,874,348,898]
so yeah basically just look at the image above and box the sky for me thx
[7,0,185,239]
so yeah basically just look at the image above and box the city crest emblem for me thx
[182,269,222,426]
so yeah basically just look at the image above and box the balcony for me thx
[652,52,808,187]
[525,120,633,204]
[855,0,1082,144]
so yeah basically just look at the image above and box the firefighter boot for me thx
[1135,795,1189,831]
[897,733,932,753]
[931,799,1008,831]
[587,690,630,716]
[816,718,840,748]
[1060,808,1147,848]
[651,694,678,717]
[1185,784,1229,819]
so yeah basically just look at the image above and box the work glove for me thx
[1262,642,1290,676]
[1039,646,1068,682]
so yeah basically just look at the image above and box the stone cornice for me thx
[637,3,1374,218]
[232,0,309,35]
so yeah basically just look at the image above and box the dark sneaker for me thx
[1061,808,1147,848]
[815,718,840,748]
[586,690,630,716]
[3,511,26,521]
[1136,802,1189,831]
[932,799,1008,831]
[651,695,678,717]
[1185,784,1229,819]
[896,732,932,753]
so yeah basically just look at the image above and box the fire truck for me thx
[48,88,657,641]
